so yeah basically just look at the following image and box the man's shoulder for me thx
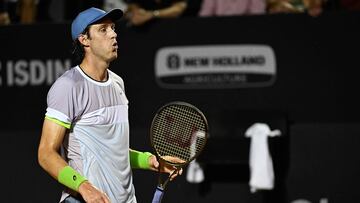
[108,69,123,81]
[51,66,82,88]
[108,69,125,90]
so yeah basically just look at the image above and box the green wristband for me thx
[58,166,87,191]
[130,150,153,169]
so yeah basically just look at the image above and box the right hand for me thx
[149,155,185,181]
[78,181,111,203]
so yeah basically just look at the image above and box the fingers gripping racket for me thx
[150,101,208,203]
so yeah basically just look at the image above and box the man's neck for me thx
[80,58,109,82]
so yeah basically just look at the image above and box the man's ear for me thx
[78,34,90,47]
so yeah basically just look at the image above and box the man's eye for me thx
[100,28,106,32]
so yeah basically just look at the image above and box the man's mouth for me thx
[113,42,118,50]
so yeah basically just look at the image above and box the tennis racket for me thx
[150,101,208,203]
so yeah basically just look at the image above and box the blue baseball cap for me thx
[71,7,123,41]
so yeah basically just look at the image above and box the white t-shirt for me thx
[45,66,136,203]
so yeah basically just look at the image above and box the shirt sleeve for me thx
[198,0,215,17]
[249,0,266,14]
[45,76,76,126]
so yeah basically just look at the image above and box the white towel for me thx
[245,123,281,193]
[186,130,205,183]
[186,159,204,183]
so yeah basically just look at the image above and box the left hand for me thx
[148,155,185,181]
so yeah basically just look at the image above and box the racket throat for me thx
[158,167,180,189]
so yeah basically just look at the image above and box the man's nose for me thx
[111,29,117,38]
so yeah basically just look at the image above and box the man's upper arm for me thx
[38,118,68,179]
[39,118,67,152]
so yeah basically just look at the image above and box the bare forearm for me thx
[152,2,187,18]
[126,3,140,14]
[38,148,67,179]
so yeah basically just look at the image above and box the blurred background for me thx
[1,0,360,202]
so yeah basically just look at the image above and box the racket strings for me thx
[152,104,207,163]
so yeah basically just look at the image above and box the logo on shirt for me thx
[154,45,276,89]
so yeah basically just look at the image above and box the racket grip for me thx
[151,186,164,203]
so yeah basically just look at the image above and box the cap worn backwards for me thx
[71,7,123,41]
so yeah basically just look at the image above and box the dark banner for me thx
[0,24,74,130]
[1,12,360,129]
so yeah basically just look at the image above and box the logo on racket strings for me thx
[162,115,201,148]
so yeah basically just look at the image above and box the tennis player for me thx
[38,7,181,203]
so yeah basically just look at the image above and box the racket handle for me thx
[151,186,164,203]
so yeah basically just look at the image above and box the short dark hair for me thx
[72,26,91,63]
